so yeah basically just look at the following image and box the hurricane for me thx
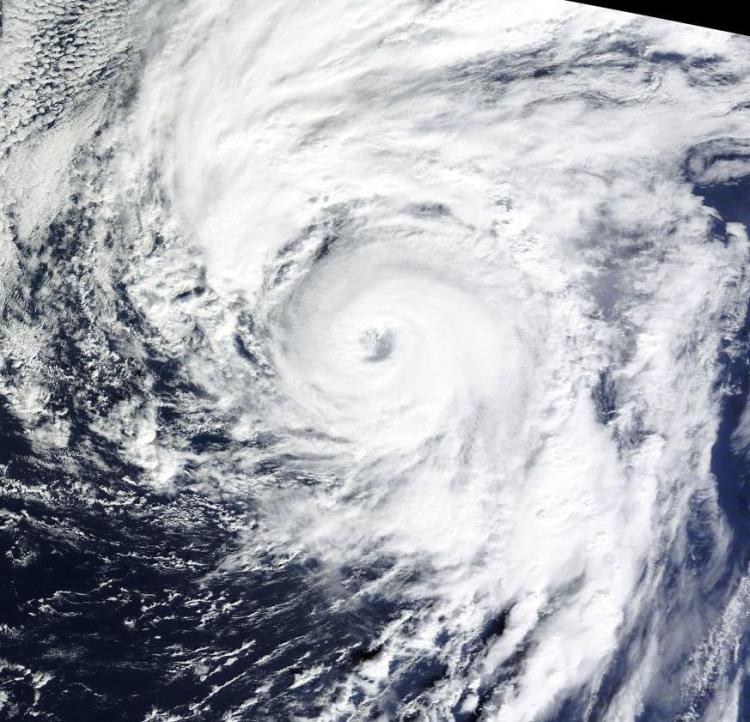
[3,1,750,721]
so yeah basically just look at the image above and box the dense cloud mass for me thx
[3,1,750,720]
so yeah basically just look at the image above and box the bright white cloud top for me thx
[2,1,750,721]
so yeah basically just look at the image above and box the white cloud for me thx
[106,0,750,718]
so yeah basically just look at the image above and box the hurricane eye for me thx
[360,328,395,362]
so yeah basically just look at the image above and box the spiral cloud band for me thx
[3,1,750,721]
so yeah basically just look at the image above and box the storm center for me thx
[359,328,395,362]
